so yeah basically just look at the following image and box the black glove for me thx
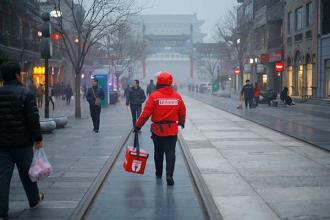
[133,127,141,133]
[179,124,185,129]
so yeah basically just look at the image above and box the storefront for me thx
[286,66,293,96]
[306,63,313,96]
[32,65,63,87]
[243,64,252,83]
[256,64,267,89]
[261,50,284,92]
[293,52,314,97]
[326,60,330,98]
[297,64,303,96]
[32,66,46,86]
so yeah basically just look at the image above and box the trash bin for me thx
[109,91,118,104]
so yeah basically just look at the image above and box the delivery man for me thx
[135,71,186,186]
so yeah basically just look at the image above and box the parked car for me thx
[199,82,211,93]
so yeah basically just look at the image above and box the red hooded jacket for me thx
[135,87,186,137]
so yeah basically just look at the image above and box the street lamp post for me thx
[40,13,52,118]
[40,11,62,118]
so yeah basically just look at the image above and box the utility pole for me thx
[40,12,52,118]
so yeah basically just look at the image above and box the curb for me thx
[178,132,223,220]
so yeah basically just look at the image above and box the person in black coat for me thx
[240,79,254,109]
[280,87,294,105]
[0,62,44,219]
[126,80,146,126]
[65,85,73,105]
[146,79,156,96]
[86,79,105,133]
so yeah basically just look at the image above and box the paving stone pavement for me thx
[8,99,131,219]
[181,95,330,220]
[184,91,330,151]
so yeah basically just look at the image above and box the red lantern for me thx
[51,33,60,41]
[234,67,240,76]
[275,62,284,72]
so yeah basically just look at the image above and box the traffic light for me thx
[40,13,52,59]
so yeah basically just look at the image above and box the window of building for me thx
[254,0,266,11]
[288,12,293,34]
[306,2,312,27]
[322,0,330,34]
[255,27,266,50]
[244,2,253,20]
[295,7,303,31]
[326,60,330,98]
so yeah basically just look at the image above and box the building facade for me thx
[238,0,284,93]
[0,0,41,84]
[318,0,330,99]
[283,0,318,98]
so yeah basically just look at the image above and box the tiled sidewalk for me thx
[185,91,330,151]
[8,101,131,219]
[181,95,330,220]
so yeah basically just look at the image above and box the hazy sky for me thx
[139,0,237,42]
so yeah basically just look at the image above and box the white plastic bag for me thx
[29,148,52,182]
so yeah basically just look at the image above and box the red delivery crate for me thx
[123,146,148,174]
[123,133,149,175]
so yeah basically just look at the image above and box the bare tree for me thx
[195,52,221,81]
[51,0,138,118]
[214,6,248,86]
[101,22,146,88]
[194,42,229,86]
[110,24,146,70]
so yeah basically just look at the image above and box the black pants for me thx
[130,105,142,127]
[90,105,101,131]
[49,96,55,110]
[66,96,71,105]
[254,96,259,107]
[37,96,43,108]
[151,134,177,178]
[0,148,40,216]
[245,98,253,109]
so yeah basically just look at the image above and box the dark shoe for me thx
[166,176,174,186]
[30,192,44,209]
[156,172,162,179]
[94,130,99,133]
[0,215,8,220]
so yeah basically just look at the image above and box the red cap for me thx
[157,71,173,86]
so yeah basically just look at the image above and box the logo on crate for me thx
[132,160,142,172]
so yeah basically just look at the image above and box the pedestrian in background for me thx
[60,82,65,101]
[146,79,156,96]
[173,82,178,91]
[86,79,105,133]
[0,62,44,219]
[240,79,254,109]
[280,87,294,106]
[65,85,73,105]
[126,80,146,127]
[49,87,55,110]
[135,71,186,186]
[254,82,261,107]
[37,84,44,108]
